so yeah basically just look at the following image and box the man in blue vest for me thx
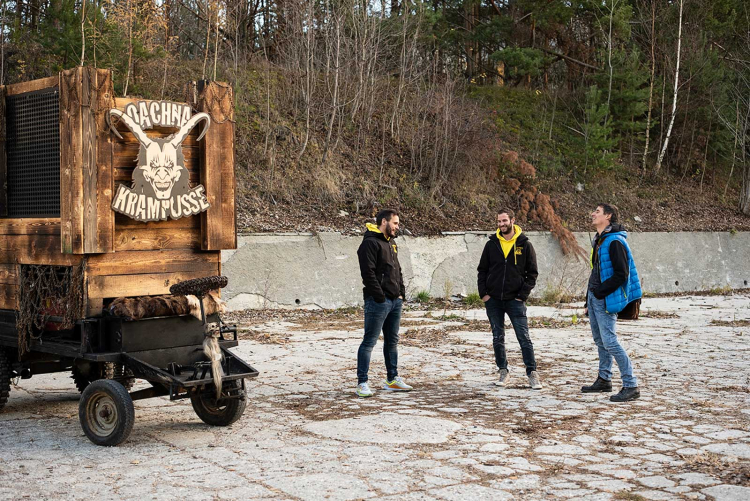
[582,203,642,402]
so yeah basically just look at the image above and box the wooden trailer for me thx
[0,66,236,315]
[0,66,257,446]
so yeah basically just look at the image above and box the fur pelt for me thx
[109,291,226,321]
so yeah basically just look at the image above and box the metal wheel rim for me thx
[201,396,230,416]
[85,391,118,437]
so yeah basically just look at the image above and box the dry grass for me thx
[710,319,750,327]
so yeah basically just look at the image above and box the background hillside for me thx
[4,0,750,240]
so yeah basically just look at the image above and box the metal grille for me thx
[6,88,60,217]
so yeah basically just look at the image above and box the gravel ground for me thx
[1,294,749,500]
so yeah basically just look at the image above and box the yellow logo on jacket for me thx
[392,244,398,253]
[515,247,523,255]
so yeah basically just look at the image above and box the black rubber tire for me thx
[72,362,135,393]
[191,380,246,426]
[0,350,11,411]
[79,379,135,446]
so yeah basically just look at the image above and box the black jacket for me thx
[477,231,538,301]
[588,224,629,300]
[357,228,405,302]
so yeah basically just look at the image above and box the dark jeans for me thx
[357,297,402,384]
[485,297,537,375]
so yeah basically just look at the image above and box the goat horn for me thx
[171,112,211,147]
[107,109,152,147]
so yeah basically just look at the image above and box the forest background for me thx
[3,0,750,247]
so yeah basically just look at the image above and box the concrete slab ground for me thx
[1,294,749,500]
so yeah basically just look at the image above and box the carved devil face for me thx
[137,138,185,199]
[106,108,210,200]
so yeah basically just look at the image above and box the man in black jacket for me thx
[355,209,412,397]
[477,209,542,389]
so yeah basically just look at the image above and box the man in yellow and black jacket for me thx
[354,209,412,398]
[477,208,542,390]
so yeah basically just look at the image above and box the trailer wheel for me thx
[79,379,134,446]
[72,362,135,393]
[191,380,246,426]
[0,350,11,411]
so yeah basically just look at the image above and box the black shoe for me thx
[610,387,640,402]
[581,377,612,393]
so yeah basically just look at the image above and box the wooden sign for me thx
[107,101,211,222]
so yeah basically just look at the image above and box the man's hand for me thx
[515,298,523,302]
[583,307,588,316]
[482,295,490,302]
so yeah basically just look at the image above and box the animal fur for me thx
[203,326,224,399]
[109,291,226,321]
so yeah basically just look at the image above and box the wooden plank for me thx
[88,270,213,298]
[0,85,6,217]
[5,75,58,96]
[81,67,99,253]
[114,227,201,251]
[86,249,219,275]
[115,212,199,229]
[110,128,199,146]
[0,218,61,235]
[0,283,17,310]
[114,143,199,161]
[197,81,236,250]
[0,264,18,284]
[59,67,84,254]
[0,235,83,265]
[221,121,237,249]
[94,68,115,253]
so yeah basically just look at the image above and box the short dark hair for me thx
[598,203,619,224]
[497,208,515,219]
[376,209,399,226]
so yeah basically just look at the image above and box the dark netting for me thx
[6,88,61,217]
[16,264,84,357]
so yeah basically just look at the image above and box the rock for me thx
[534,444,589,455]
[576,183,584,192]
[638,476,676,488]
[338,210,349,217]
[634,216,642,222]
[702,442,750,459]
[304,413,461,444]
[702,484,750,501]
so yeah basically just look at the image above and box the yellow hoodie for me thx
[496,224,522,264]
[366,222,390,241]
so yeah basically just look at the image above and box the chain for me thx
[185,81,235,124]
[15,263,84,357]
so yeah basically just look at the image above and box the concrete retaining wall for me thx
[221,231,750,309]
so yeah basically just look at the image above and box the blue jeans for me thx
[588,294,637,388]
[485,297,536,375]
[357,297,402,384]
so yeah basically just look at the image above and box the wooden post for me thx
[60,66,115,254]
[93,68,115,253]
[191,80,237,251]
[0,85,6,217]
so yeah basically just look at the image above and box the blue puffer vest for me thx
[595,231,642,314]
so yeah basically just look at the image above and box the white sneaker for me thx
[356,382,373,397]
[528,371,543,390]
[495,368,510,387]
[383,376,413,391]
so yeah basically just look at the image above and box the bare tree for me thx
[641,0,656,170]
[655,0,684,175]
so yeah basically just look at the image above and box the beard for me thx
[499,224,512,235]
[385,225,398,238]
